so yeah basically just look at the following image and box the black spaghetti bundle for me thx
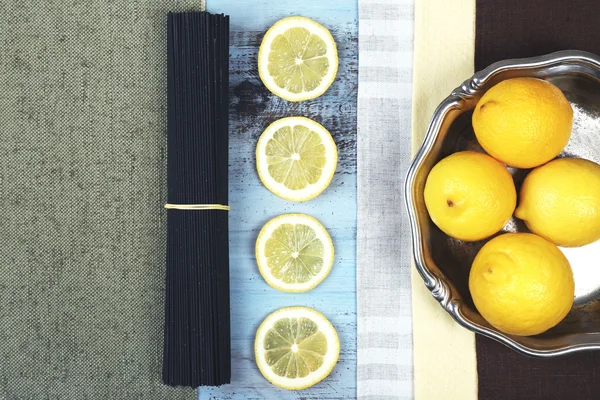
[163,11,230,388]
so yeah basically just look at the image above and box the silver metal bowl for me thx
[405,50,600,357]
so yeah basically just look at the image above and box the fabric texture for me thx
[357,0,415,398]
[410,0,478,399]
[475,1,600,399]
[0,1,202,399]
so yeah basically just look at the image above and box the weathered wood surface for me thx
[200,0,358,398]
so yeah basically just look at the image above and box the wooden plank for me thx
[200,1,358,398]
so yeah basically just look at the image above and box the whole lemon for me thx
[469,233,574,336]
[515,157,600,247]
[472,78,573,168]
[424,151,516,242]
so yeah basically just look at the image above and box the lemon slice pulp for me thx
[258,16,338,102]
[256,213,334,292]
[255,306,340,390]
[256,116,338,202]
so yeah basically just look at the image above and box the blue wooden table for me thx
[200,1,358,399]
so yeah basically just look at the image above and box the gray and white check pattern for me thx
[357,0,415,398]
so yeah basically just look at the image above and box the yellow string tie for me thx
[163,204,230,211]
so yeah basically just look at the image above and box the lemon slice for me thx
[256,116,338,202]
[255,306,340,390]
[258,16,338,102]
[256,213,334,292]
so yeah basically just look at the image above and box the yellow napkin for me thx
[411,0,478,398]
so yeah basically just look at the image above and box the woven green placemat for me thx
[0,1,203,398]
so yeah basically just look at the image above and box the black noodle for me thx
[163,11,230,388]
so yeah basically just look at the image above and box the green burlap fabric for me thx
[0,1,203,398]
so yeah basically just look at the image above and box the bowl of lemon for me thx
[406,50,600,356]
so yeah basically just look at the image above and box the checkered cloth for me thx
[357,0,415,398]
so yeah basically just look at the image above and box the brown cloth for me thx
[475,1,600,399]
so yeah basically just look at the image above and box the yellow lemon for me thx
[255,214,335,293]
[258,17,338,102]
[256,116,338,202]
[469,233,574,336]
[424,151,516,242]
[472,78,573,168]
[515,157,600,247]
[255,306,340,390]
